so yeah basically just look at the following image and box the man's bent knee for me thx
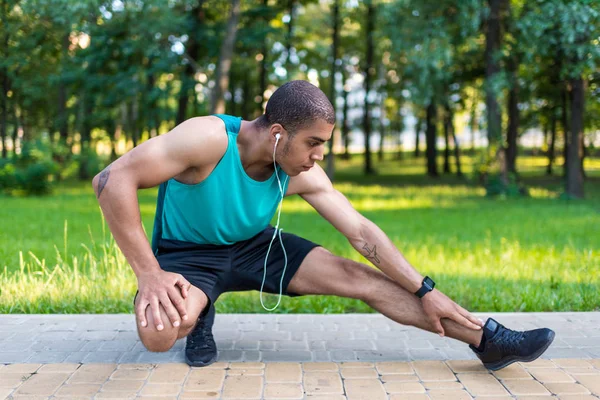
[134,286,209,352]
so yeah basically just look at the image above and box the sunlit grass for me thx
[0,153,598,313]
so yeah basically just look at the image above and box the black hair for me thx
[257,80,335,135]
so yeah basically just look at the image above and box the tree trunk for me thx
[257,0,269,114]
[11,106,18,158]
[242,77,251,120]
[342,78,350,160]
[378,92,386,162]
[326,0,339,180]
[57,32,70,146]
[485,0,507,184]
[285,0,296,76]
[506,57,519,174]
[425,100,438,177]
[443,106,451,174]
[362,0,375,175]
[470,97,477,151]
[562,84,569,176]
[414,116,421,158]
[546,110,557,175]
[1,71,8,159]
[177,3,203,124]
[450,112,463,177]
[211,0,241,114]
[566,77,584,198]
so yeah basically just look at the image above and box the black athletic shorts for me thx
[145,226,320,313]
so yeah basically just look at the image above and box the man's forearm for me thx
[349,217,423,293]
[93,167,160,278]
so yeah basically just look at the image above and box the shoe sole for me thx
[484,330,555,371]
[185,352,218,368]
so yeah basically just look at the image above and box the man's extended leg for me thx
[135,286,208,352]
[287,247,554,370]
[288,247,483,345]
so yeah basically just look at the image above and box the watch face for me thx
[425,277,435,290]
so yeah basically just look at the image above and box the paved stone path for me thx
[1,312,599,399]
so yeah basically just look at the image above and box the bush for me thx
[0,140,58,196]
[0,160,17,192]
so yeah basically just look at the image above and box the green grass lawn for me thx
[1,153,598,314]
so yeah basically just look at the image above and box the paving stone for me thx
[221,375,263,399]
[54,383,102,397]
[412,361,455,381]
[68,364,116,384]
[3,364,41,373]
[26,352,70,363]
[502,379,552,396]
[574,374,600,395]
[553,358,595,368]
[261,350,311,362]
[380,374,419,382]
[303,372,344,395]
[216,350,244,362]
[375,362,413,375]
[37,364,80,373]
[263,383,303,399]
[302,362,339,372]
[493,363,532,380]
[544,382,591,395]
[184,369,225,391]
[424,381,466,390]
[265,363,302,382]
[345,379,387,399]
[101,379,144,392]
[82,352,122,363]
[445,360,488,374]
[427,389,474,399]
[110,368,151,380]
[457,373,509,396]
[12,372,70,396]
[148,364,189,384]
[383,381,426,393]
[340,368,378,379]
[0,373,31,389]
[139,383,182,396]
[528,367,575,383]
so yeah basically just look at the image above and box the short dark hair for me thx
[258,80,335,134]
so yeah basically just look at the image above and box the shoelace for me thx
[498,328,526,353]
[187,321,215,351]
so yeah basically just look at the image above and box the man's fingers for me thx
[431,317,445,337]
[150,298,164,331]
[175,275,191,300]
[159,294,182,328]
[136,300,149,328]
[458,307,484,328]
[168,288,189,322]
[455,313,482,331]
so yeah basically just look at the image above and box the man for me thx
[93,80,554,371]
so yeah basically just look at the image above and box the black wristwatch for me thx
[415,276,435,298]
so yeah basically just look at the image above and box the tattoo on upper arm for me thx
[95,164,112,198]
[362,243,381,264]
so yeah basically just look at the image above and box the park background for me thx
[0,0,598,314]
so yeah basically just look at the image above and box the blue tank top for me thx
[151,114,289,249]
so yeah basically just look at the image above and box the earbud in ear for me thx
[275,133,281,140]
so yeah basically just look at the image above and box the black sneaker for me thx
[185,304,218,367]
[470,318,555,371]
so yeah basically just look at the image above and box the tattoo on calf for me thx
[362,243,381,264]
[95,164,112,198]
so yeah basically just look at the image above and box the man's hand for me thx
[421,289,483,336]
[136,270,192,331]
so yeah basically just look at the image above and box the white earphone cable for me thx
[260,136,289,311]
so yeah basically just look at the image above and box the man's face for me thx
[278,119,334,176]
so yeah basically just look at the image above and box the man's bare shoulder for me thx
[165,116,229,167]
[287,163,333,197]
